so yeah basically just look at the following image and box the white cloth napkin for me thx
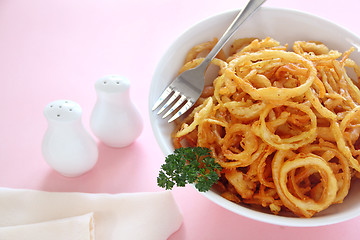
[0,213,95,240]
[0,188,183,240]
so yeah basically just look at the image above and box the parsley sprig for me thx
[157,147,222,192]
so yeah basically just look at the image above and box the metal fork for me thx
[152,0,266,122]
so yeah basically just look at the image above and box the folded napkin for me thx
[0,213,94,240]
[0,188,183,240]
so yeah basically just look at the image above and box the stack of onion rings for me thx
[172,37,360,217]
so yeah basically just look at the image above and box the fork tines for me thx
[152,86,193,122]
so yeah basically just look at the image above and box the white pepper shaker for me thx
[90,75,143,148]
[42,100,98,177]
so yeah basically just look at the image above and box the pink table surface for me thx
[1,0,360,239]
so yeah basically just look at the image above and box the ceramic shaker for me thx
[90,75,143,148]
[42,100,98,177]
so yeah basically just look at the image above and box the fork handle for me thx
[200,0,266,69]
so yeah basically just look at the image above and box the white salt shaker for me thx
[42,100,98,177]
[90,75,143,148]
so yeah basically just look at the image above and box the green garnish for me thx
[157,147,222,192]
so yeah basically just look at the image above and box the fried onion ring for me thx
[226,50,317,101]
[252,102,317,150]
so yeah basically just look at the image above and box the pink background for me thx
[1,0,360,239]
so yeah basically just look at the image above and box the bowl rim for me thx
[149,6,360,227]
[200,188,360,227]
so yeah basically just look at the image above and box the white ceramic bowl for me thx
[149,7,360,226]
